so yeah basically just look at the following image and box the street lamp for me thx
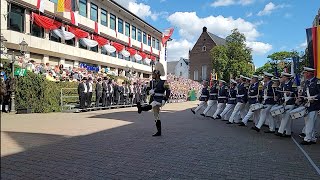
[9,39,28,113]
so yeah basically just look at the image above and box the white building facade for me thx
[174,58,189,79]
[1,0,167,78]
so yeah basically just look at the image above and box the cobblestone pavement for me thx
[1,102,319,179]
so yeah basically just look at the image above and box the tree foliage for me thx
[267,51,299,61]
[210,29,254,81]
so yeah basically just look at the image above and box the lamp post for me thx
[9,39,28,113]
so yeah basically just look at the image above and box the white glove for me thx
[162,100,166,106]
[149,89,155,95]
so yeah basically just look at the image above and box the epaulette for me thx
[317,79,320,85]
[258,83,263,90]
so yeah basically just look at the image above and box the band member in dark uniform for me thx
[201,79,218,117]
[136,62,170,136]
[191,81,209,114]
[212,80,228,119]
[102,77,108,107]
[95,78,103,107]
[78,77,87,109]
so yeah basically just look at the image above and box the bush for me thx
[15,71,79,113]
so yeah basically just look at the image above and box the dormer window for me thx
[202,45,206,52]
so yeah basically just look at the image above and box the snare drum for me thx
[250,104,263,111]
[290,107,307,120]
[270,105,285,117]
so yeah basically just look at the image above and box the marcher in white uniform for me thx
[228,75,248,123]
[297,67,320,145]
[275,72,297,137]
[191,81,209,115]
[252,72,276,133]
[201,79,218,117]
[239,75,261,126]
[212,80,228,119]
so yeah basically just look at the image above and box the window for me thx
[152,37,155,48]
[131,26,136,40]
[65,38,75,46]
[8,4,25,33]
[79,0,87,17]
[143,32,147,44]
[118,18,123,34]
[90,3,98,22]
[50,0,58,3]
[101,8,107,26]
[180,63,182,67]
[90,46,98,52]
[110,51,116,57]
[79,40,87,50]
[180,72,182,76]
[110,14,116,30]
[118,53,123,59]
[137,29,142,42]
[156,39,160,50]
[147,35,151,46]
[202,45,206,52]
[125,22,130,37]
[202,65,207,80]
[50,31,60,42]
[194,70,199,81]
[30,23,44,38]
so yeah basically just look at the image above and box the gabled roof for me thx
[207,32,226,46]
[167,61,179,74]
[180,58,189,65]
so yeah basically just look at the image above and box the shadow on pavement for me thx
[1,107,320,179]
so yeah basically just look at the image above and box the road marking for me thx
[291,137,320,175]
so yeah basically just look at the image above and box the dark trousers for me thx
[107,94,113,106]
[79,92,87,109]
[102,92,107,107]
[96,92,102,107]
[87,92,92,107]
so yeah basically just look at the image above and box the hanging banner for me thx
[69,26,89,38]
[79,38,98,48]
[52,29,75,40]
[134,54,142,61]
[121,49,130,57]
[32,13,62,30]
[103,44,116,53]
[93,35,108,46]
[113,42,124,52]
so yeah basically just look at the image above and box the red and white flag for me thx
[162,28,174,46]
[128,37,132,47]
[70,11,79,26]
[94,22,100,34]
[37,0,45,13]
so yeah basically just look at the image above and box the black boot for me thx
[153,120,161,136]
[137,102,152,114]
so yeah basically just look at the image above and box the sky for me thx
[114,0,320,68]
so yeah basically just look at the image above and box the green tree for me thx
[210,29,253,81]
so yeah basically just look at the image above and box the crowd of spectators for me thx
[22,60,202,97]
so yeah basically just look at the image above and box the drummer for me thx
[239,75,260,126]
[270,77,282,132]
[252,72,276,133]
[298,67,320,145]
[275,72,297,137]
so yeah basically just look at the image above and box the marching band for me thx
[191,66,320,145]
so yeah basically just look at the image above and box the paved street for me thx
[1,101,319,179]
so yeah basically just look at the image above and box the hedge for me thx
[0,60,130,113]
[15,71,79,113]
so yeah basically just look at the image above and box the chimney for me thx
[203,27,207,32]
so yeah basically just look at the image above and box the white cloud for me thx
[298,41,307,49]
[167,12,260,41]
[257,2,289,16]
[211,0,254,7]
[114,0,161,20]
[246,12,253,17]
[211,0,236,7]
[246,41,272,55]
[166,39,194,61]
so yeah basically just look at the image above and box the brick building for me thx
[189,27,225,81]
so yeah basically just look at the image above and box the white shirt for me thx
[83,82,88,93]
[88,82,93,93]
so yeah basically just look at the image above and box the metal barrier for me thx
[60,88,146,112]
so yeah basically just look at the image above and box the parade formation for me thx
[191,67,320,145]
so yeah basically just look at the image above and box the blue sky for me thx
[115,0,320,68]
